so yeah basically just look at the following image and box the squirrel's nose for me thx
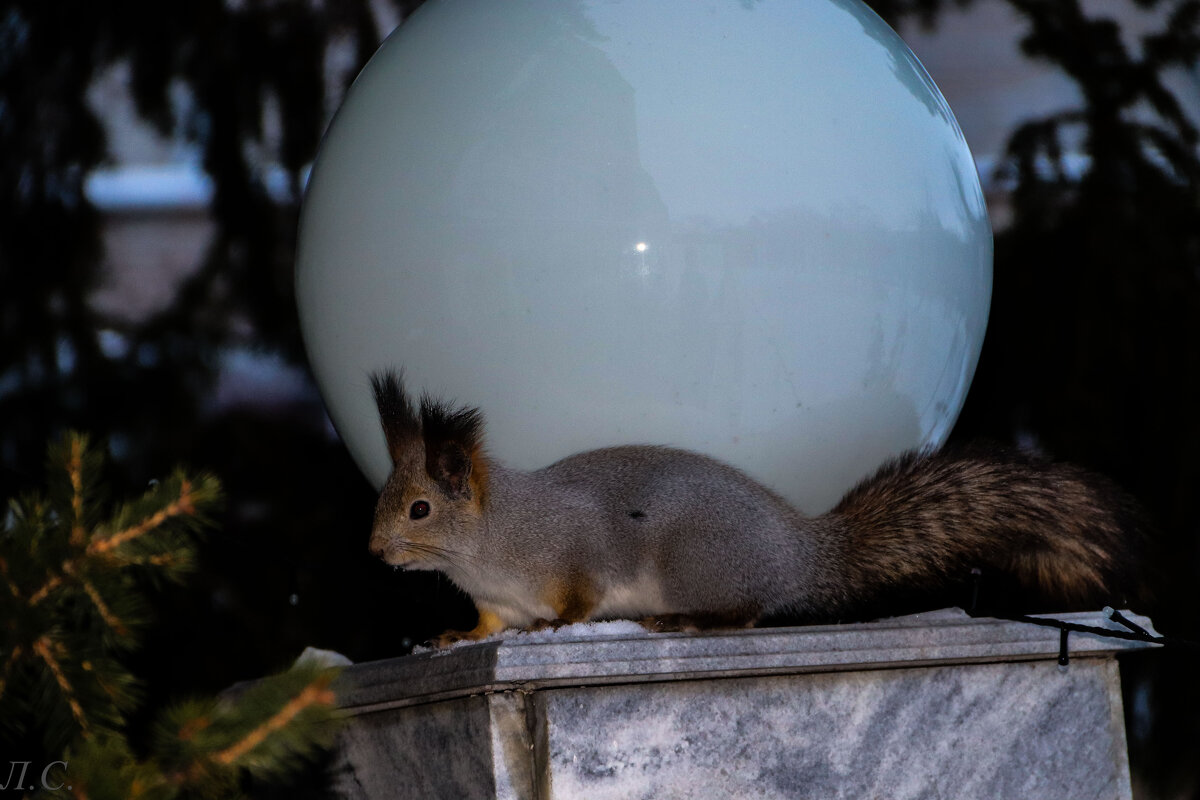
[368,537,387,560]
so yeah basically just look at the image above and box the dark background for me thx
[2,0,1198,796]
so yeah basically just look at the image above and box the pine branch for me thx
[0,644,22,703]
[155,662,343,787]
[28,572,63,606]
[88,478,200,556]
[0,555,20,600]
[3,433,343,797]
[79,576,131,638]
[211,673,338,769]
[65,665,342,800]
[2,432,220,753]
[67,434,86,547]
[33,635,90,735]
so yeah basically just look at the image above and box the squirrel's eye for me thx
[409,500,431,520]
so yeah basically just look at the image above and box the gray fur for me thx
[368,371,1150,636]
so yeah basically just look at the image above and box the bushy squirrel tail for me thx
[827,446,1153,614]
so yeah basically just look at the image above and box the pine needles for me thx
[0,432,341,798]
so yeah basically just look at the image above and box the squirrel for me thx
[367,370,1150,647]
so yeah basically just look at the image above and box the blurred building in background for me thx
[86,3,1198,272]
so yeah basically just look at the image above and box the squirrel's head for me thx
[367,370,490,572]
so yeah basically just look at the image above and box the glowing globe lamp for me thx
[295,0,992,513]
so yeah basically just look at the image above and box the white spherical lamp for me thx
[296,0,992,513]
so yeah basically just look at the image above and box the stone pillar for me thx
[331,609,1153,799]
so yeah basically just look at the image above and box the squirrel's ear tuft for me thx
[421,395,485,498]
[370,370,422,464]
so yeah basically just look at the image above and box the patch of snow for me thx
[294,646,354,668]
[415,619,653,654]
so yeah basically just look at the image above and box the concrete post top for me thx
[339,608,1157,713]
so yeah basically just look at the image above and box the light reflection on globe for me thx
[295,0,992,513]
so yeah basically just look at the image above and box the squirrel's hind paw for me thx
[522,617,574,633]
[639,610,759,633]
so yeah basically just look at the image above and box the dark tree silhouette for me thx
[1,3,460,796]
[921,4,1200,797]
[2,1,1198,797]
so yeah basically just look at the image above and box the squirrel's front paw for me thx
[425,609,509,649]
